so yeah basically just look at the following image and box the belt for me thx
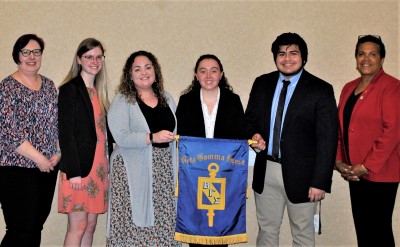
[266,155,281,164]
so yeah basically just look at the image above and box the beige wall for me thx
[0,0,399,246]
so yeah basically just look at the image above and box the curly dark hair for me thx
[117,50,167,106]
[181,54,233,95]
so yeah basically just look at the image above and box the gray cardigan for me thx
[106,92,177,229]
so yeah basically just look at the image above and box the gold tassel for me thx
[175,232,248,245]
[248,139,258,145]
[175,135,180,197]
[175,179,179,197]
[246,139,254,199]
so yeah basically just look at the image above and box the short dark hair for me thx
[271,32,308,65]
[12,34,45,64]
[355,35,385,58]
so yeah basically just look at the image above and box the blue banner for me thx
[175,136,248,245]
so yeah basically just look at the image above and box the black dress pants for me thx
[349,179,399,247]
[0,166,58,247]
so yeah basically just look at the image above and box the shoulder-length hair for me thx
[117,50,168,107]
[181,54,233,95]
[60,38,110,113]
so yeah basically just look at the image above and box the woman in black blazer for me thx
[175,54,246,247]
[58,38,112,246]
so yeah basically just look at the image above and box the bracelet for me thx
[56,149,61,154]
[361,164,369,175]
[149,133,153,143]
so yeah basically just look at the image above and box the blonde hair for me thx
[60,38,110,113]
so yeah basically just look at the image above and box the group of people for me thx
[0,32,398,247]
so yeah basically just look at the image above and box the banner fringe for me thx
[174,232,248,245]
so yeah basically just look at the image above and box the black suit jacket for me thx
[245,70,338,203]
[176,88,245,140]
[58,75,113,179]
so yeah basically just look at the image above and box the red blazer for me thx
[336,69,400,182]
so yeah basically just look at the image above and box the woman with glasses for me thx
[0,34,60,246]
[335,35,399,247]
[57,38,112,246]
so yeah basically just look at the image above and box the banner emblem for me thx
[198,163,226,227]
[174,136,249,245]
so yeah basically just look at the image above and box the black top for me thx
[176,88,246,140]
[343,90,361,164]
[138,99,175,148]
[58,75,114,179]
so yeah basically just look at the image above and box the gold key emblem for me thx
[197,163,226,227]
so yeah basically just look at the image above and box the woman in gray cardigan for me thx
[106,51,180,247]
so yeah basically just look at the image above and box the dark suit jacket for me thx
[245,70,338,203]
[58,75,113,179]
[176,88,245,139]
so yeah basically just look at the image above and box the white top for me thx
[200,87,220,138]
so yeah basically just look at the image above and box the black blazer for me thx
[58,75,113,179]
[176,88,245,140]
[245,70,338,203]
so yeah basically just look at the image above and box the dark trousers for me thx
[349,179,399,247]
[0,166,58,247]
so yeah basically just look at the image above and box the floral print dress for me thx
[58,88,108,214]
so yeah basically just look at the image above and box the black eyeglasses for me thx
[20,49,42,57]
[358,35,381,40]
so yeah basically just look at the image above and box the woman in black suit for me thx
[176,54,245,140]
[175,54,246,247]
[58,38,112,246]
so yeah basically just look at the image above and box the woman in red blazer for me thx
[336,35,400,247]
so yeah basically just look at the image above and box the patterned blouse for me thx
[0,75,58,168]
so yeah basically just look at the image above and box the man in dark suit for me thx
[245,33,338,246]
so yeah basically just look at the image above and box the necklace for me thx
[87,87,94,100]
